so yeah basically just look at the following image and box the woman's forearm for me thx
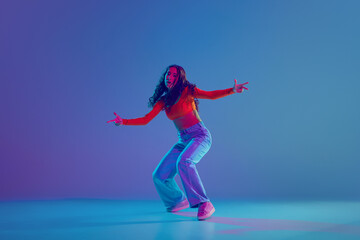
[194,87,235,100]
[122,100,164,126]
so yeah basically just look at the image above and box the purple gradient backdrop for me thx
[1,0,359,201]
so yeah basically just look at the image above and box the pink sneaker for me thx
[197,201,215,220]
[167,199,190,212]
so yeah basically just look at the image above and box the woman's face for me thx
[165,67,179,89]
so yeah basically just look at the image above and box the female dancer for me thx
[107,65,248,220]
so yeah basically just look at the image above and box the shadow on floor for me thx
[174,212,360,236]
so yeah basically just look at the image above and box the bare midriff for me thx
[173,110,202,131]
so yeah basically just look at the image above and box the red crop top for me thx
[122,86,235,125]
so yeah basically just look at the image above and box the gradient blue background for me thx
[1,0,359,201]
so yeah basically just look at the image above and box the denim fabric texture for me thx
[152,121,212,208]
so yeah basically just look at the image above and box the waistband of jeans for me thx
[178,121,205,135]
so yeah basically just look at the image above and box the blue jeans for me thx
[152,121,212,208]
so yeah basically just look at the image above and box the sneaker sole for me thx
[197,208,215,220]
[167,203,190,212]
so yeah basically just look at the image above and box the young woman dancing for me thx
[107,65,249,220]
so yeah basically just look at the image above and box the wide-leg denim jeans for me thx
[152,121,212,209]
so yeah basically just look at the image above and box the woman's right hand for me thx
[107,112,123,126]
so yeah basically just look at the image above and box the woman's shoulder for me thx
[157,96,168,107]
[185,84,198,95]
[184,85,194,92]
[183,85,197,102]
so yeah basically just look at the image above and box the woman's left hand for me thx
[233,79,249,93]
[107,112,124,126]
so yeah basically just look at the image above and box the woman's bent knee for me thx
[152,170,160,182]
[152,169,169,183]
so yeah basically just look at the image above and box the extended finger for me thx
[114,112,120,117]
[237,85,249,90]
[107,119,116,123]
[240,82,249,86]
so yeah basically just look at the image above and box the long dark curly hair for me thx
[148,65,199,112]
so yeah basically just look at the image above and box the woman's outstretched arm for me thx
[194,80,249,100]
[107,100,165,126]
